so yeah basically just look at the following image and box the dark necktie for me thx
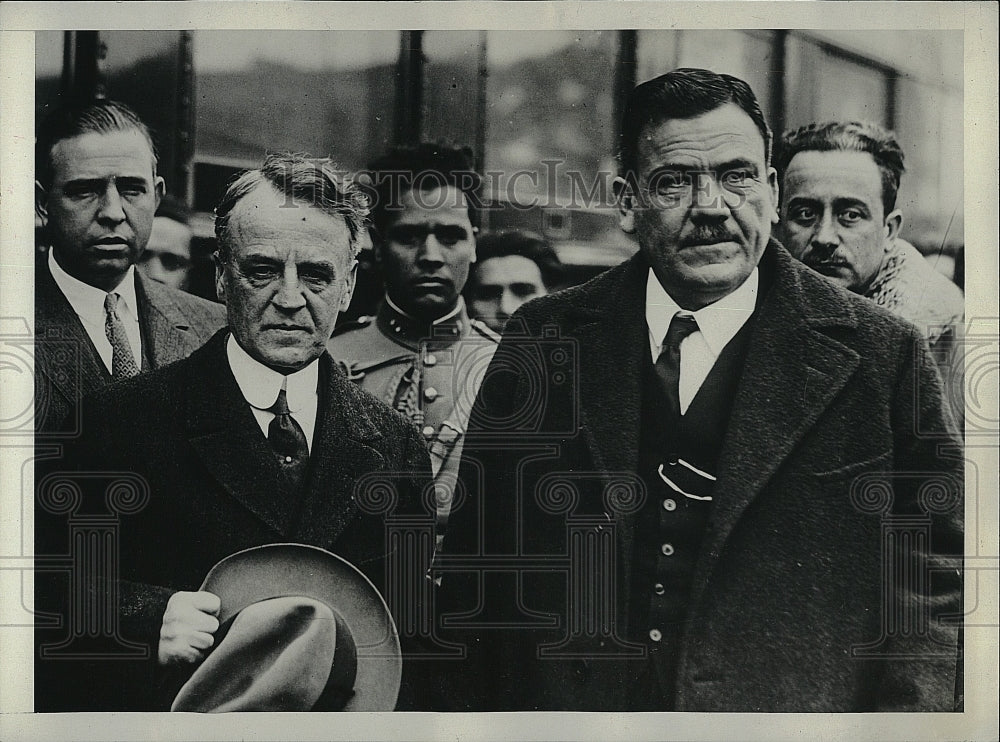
[654,312,699,420]
[104,292,141,380]
[268,387,309,489]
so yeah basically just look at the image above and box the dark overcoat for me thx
[35,330,432,711]
[430,241,963,712]
[34,252,227,433]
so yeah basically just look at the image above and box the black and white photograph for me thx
[0,2,997,741]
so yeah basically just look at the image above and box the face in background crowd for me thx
[377,185,477,322]
[139,214,194,290]
[619,103,779,310]
[216,182,357,373]
[467,254,548,332]
[778,149,901,295]
[36,129,165,292]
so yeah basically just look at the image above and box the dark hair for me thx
[214,153,369,261]
[155,194,192,226]
[618,68,772,182]
[364,141,481,235]
[776,121,906,213]
[35,99,158,188]
[472,230,564,290]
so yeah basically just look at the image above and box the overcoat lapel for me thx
[184,332,300,536]
[35,256,109,405]
[689,244,861,609]
[293,358,388,548]
[573,254,649,478]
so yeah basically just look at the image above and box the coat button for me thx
[662,499,676,511]
[653,582,665,595]
[649,628,662,642]
[667,453,678,465]
[284,456,293,463]
[424,387,439,402]
[425,354,437,366]
[422,425,436,438]
[660,543,674,556]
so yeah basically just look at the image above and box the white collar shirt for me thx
[645,267,759,414]
[226,335,321,452]
[48,248,142,373]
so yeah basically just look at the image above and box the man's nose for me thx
[811,213,840,252]
[498,290,521,317]
[416,235,445,265]
[97,182,127,223]
[273,264,308,310]
[689,174,731,219]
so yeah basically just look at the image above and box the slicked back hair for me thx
[776,121,906,213]
[365,142,481,236]
[214,153,370,261]
[36,99,158,188]
[618,68,772,183]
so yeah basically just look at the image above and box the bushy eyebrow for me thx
[61,176,150,191]
[649,158,760,175]
[786,195,871,211]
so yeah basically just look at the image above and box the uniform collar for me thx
[377,295,470,348]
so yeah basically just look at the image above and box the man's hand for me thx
[158,591,221,666]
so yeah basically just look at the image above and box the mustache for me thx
[681,225,739,247]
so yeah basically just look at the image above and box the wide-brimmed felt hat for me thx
[171,543,401,712]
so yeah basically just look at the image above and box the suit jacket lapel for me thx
[35,255,109,406]
[690,243,861,607]
[293,357,387,548]
[138,274,203,369]
[184,332,300,536]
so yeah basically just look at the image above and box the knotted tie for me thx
[268,387,309,489]
[104,292,141,380]
[655,312,699,420]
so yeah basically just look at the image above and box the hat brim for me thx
[197,543,401,711]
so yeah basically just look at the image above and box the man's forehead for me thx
[638,104,767,166]
[228,185,352,255]
[783,150,883,200]
[49,130,156,180]
[394,185,472,224]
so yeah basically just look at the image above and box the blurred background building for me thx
[35,29,964,312]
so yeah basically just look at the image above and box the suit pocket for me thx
[810,449,893,481]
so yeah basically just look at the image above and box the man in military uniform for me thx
[328,143,499,533]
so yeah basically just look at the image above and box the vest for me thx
[627,316,754,709]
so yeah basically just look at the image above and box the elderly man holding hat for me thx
[35,153,432,712]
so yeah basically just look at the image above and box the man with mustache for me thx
[429,69,962,711]
[328,143,499,536]
[34,99,226,432]
[776,121,965,424]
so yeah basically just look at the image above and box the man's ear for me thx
[213,253,228,304]
[614,176,637,234]
[341,259,359,311]
[35,180,49,223]
[767,167,780,225]
[154,176,166,211]
[884,209,903,246]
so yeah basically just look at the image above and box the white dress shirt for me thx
[226,335,320,451]
[645,268,759,414]
[49,249,142,374]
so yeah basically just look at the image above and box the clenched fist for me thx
[158,590,221,666]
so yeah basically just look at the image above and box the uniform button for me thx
[425,354,437,366]
[424,387,439,402]
[662,499,677,511]
[661,543,674,556]
[649,629,662,642]
[653,582,665,595]
[422,425,436,438]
